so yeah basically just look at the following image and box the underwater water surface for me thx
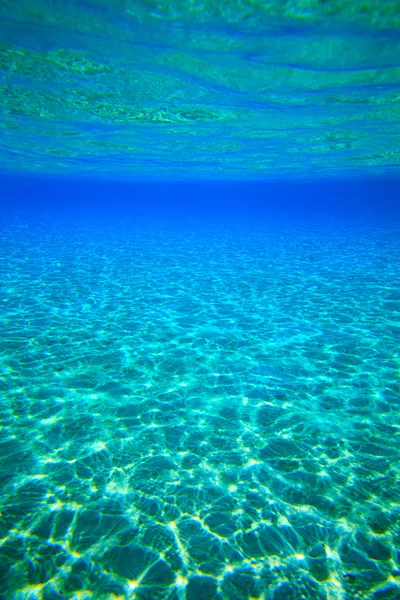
[1,0,400,179]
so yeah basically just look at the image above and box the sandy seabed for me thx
[0,215,399,599]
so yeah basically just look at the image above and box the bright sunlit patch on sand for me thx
[245,459,260,467]
[127,580,139,590]
[49,499,64,511]
[91,441,107,452]
[175,575,188,587]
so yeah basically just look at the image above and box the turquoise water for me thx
[1,0,400,180]
[1,0,400,598]
[1,207,399,599]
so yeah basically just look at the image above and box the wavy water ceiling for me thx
[1,0,400,180]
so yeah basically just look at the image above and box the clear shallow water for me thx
[1,0,400,595]
[1,0,400,180]
[1,209,400,599]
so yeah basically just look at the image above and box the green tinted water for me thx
[1,0,400,179]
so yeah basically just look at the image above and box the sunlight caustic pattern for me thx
[0,217,399,599]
